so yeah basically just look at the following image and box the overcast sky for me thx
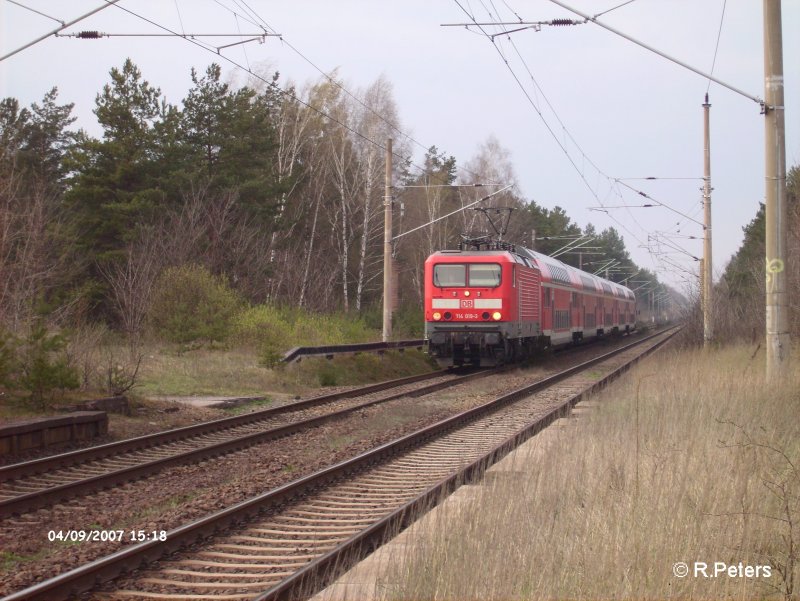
[2,0,798,292]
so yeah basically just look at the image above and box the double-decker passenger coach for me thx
[424,239,636,367]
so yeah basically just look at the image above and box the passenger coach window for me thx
[468,264,501,287]
[434,264,466,287]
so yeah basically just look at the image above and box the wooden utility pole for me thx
[702,94,713,347]
[382,138,393,342]
[764,0,789,376]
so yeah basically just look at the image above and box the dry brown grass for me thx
[379,344,800,600]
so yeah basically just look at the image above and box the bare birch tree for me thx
[97,233,161,344]
[0,174,75,331]
[459,135,521,236]
[352,76,406,311]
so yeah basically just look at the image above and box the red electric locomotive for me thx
[424,239,636,367]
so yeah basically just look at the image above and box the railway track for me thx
[0,368,484,517]
[3,326,678,601]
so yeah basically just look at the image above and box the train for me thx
[424,238,636,367]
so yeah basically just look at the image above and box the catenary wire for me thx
[0,0,122,62]
[487,0,702,252]
[5,0,63,25]
[547,0,763,106]
[706,0,727,94]
[593,0,637,19]
[102,0,430,177]
[454,0,656,265]
[461,0,709,281]
[212,0,492,183]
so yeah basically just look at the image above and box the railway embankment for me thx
[370,343,799,601]
[0,331,653,598]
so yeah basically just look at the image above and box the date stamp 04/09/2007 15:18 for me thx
[47,529,167,543]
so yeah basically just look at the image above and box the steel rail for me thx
[0,369,447,483]
[258,326,678,601]
[0,369,484,517]
[2,326,678,601]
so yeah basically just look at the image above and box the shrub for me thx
[393,304,424,338]
[149,264,241,345]
[7,322,80,409]
[233,304,293,366]
[0,328,17,387]
[317,363,338,386]
[232,304,378,367]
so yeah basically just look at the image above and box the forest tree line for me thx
[1,58,664,344]
[3,58,797,404]
[708,165,800,342]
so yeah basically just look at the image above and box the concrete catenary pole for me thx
[699,257,705,326]
[702,94,713,346]
[764,0,789,376]
[382,139,393,342]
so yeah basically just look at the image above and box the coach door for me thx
[596,298,602,329]
[571,292,580,331]
[515,264,524,336]
[542,287,552,332]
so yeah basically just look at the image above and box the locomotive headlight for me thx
[492,311,502,321]
[432,312,442,321]
[463,290,471,297]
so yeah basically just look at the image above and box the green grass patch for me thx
[223,397,275,415]
[136,347,435,398]
[136,346,286,397]
[0,551,45,574]
[324,433,358,452]
[288,350,436,388]
[123,492,200,525]
[2,307,435,420]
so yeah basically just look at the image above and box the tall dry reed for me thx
[380,345,799,600]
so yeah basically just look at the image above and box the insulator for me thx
[551,18,573,26]
[77,31,101,39]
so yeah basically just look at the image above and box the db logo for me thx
[461,299,474,308]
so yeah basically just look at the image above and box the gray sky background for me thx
[2,0,798,292]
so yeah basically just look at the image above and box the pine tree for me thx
[66,59,171,265]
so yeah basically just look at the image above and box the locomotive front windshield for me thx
[469,264,501,286]
[433,263,501,287]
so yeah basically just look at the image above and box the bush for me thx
[0,328,17,387]
[393,304,424,338]
[234,304,293,366]
[232,304,377,367]
[149,264,241,345]
[1,322,80,409]
[356,303,424,339]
